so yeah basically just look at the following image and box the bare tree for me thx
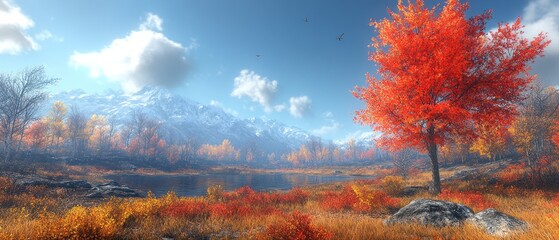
[130,110,160,159]
[0,66,58,162]
[107,117,117,151]
[511,83,559,168]
[391,148,418,180]
[66,106,87,157]
[119,126,133,149]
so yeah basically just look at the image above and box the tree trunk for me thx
[4,123,13,162]
[426,125,441,194]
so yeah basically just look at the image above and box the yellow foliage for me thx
[34,205,119,239]
[207,184,224,202]
[380,175,405,196]
[470,123,506,161]
[197,139,240,161]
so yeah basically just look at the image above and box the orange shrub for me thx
[210,202,253,218]
[0,177,13,193]
[206,184,224,202]
[272,188,309,205]
[380,175,405,196]
[126,193,163,219]
[35,205,121,239]
[438,189,494,211]
[351,185,400,212]
[163,199,210,219]
[263,211,332,240]
[497,163,526,184]
[207,186,302,218]
[320,185,400,213]
[320,185,358,212]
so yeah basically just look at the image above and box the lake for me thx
[107,173,371,197]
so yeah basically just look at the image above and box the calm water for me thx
[107,173,370,197]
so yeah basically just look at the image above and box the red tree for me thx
[24,120,48,152]
[354,0,549,193]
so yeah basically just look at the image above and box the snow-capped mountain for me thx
[44,86,312,153]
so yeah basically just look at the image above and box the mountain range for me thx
[44,86,317,154]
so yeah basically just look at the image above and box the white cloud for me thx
[231,69,284,112]
[0,0,38,54]
[35,30,63,42]
[209,100,220,106]
[519,0,559,85]
[289,96,311,118]
[209,100,238,116]
[35,30,51,41]
[274,104,286,112]
[312,122,340,136]
[70,13,192,93]
[140,13,163,32]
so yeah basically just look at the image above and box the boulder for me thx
[385,199,474,227]
[468,208,528,237]
[86,181,145,198]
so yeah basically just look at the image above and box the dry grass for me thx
[1,163,559,239]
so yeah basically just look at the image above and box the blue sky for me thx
[0,0,557,142]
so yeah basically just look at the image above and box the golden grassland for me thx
[1,165,559,239]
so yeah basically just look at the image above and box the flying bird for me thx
[304,17,309,22]
[256,54,261,58]
[337,33,344,41]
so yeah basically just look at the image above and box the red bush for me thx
[320,186,358,212]
[354,189,400,212]
[320,185,400,213]
[208,186,305,218]
[278,188,309,205]
[264,211,332,240]
[439,189,494,210]
[497,163,525,184]
[163,199,210,218]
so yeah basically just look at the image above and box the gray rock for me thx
[400,186,428,197]
[17,178,91,189]
[385,199,474,227]
[86,181,145,198]
[468,208,528,237]
[445,168,480,181]
[55,180,92,189]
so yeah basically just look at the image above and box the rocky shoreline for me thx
[2,171,145,199]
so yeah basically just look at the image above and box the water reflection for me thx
[107,173,369,197]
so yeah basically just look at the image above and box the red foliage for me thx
[320,185,399,213]
[552,121,559,148]
[210,202,254,218]
[439,189,494,210]
[497,163,526,184]
[163,200,210,218]
[353,0,549,194]
[354,0,549,152]
[23,120,49,150]
[320,186,358,212]
[356,190,400,212]
[209,186,308,218]
[264,211,332,240]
